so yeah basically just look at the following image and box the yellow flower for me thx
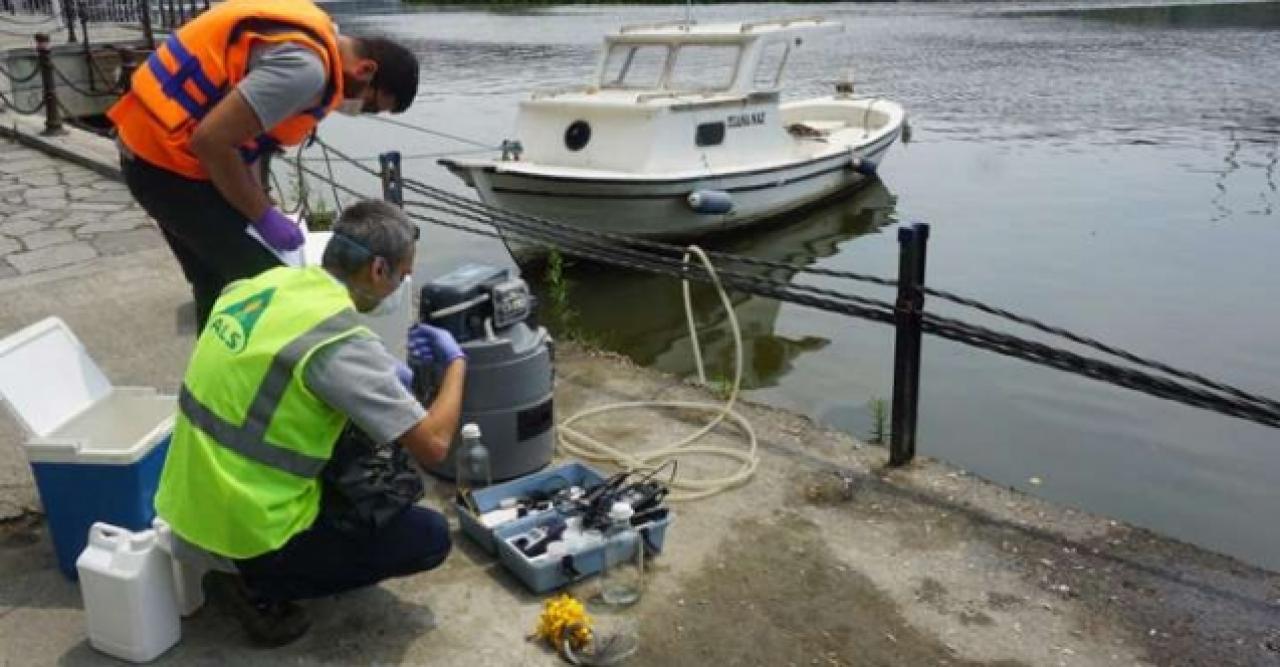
[534,593,593,652]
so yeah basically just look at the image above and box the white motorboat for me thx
[440,17,906,242]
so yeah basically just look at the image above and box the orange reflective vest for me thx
[108,0,344,180]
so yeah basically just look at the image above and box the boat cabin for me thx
[512,18,845,176]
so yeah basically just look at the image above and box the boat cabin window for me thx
[669,44,740,91]
[753,41,790,89]
[602,44,670,89]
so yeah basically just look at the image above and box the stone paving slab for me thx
[0,138,160,276]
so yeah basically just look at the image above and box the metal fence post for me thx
[379,151,404,208]
[35,33,65,135]
[138,0,154,50]
[889,221,929,466]
[79,4,93,90]
[115,46,136,92]
[62,0,76,42]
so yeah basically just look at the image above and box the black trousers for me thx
[234,506,452,603]
[121,154,282,331]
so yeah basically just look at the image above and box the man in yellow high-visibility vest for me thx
[155,200,464,646]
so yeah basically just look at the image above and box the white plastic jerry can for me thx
[76,523,181,663]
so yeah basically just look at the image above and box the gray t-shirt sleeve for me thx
[303,335,427,446]
[238,42,327,130]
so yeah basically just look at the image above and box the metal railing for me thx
[285,140,1280,471]
[0,31,139,135]
[50,0,206,46]
[1,0,57,16]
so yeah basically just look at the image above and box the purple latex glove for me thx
[392,359,413,390]
[408,323,465,367]
[253,207,304,251]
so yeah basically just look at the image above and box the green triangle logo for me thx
[207,287,275,354]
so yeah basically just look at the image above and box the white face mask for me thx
[367,273,411,318]
[336,98,364,116]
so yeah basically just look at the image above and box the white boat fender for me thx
[687,190,733,215]
[849,154,878,177]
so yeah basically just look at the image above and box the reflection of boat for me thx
[441,18,905,243]
[536,179,896,388]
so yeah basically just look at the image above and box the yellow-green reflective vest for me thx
[156,266,370,559]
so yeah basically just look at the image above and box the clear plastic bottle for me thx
[600,501,643,606]
[456,423,492,514]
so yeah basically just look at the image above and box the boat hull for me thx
[446,128,897,247]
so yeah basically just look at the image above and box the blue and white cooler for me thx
[0,317,175,579]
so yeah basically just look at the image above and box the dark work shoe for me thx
[205,571,311,648]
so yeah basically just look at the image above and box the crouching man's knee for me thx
[392,507,452,575]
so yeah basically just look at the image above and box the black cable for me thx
[359,114,497,149]
[52,61,122,97]
[317,137,344,213]
[0,59,40,84]
[85,52,122,93]
[921,286,1280,415]
[297,146,494,163]
[0,86,44,114]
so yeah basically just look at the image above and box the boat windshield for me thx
[601,42,742,92]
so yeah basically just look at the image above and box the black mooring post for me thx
[79,6,93,90]
[379,151,404,208]
[138,0,154,50]
[889,222,930,466]
[35,33,66,135]
[62,0,77,43]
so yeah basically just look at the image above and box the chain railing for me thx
[284,139,1280,468]
[0,32,139,136]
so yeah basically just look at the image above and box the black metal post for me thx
[79,6,93,90]
[889,222,929,466]
[35,33,65,135]
[163,0,173,31]
[62,0,77,42]
[379,151,404,208]
[138,0,154,49]
[115,46,135,92]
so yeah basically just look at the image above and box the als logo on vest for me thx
[208,288,275,353]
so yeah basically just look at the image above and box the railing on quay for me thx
[295,143,1280,469]
[1,0,57,17]
[0,31,140,135]
[59,0,206,46]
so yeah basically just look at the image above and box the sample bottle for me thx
[456,423,492,514]
[600,502,643,606]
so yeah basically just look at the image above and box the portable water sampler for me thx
[416,264,555,481]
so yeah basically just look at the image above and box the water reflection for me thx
[533,180,897,390]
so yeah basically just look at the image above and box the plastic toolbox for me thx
[495,507,671,594]
[456,461,605,555]
[456,460,673,593]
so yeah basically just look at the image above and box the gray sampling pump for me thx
[413,263,555,482]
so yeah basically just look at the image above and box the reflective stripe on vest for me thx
[144,34,224,122]
[175,308,361,479]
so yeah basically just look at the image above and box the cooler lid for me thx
[0,317,111,438]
